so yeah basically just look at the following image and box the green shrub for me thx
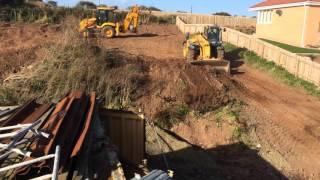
[0,7,93,24]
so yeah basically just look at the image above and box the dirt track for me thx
[233,64,320,178]
[100,24,320,178]
[102,25,184,60]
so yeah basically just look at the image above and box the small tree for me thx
[47,1,57,7]
[148,6,161,11]
[0,0,24,6]
[213,12,231,16]
[128,5,161,11]
[76,1,97,9]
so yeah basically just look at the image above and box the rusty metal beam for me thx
[71,92,96,157]
[0,100,37,127]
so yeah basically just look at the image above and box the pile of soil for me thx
[133,57,230,120]
[172,114,234,149]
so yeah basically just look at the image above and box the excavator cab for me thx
[203,26,225,61]
[95,8,116,26]
[183,26,230,74]
[204,26,222,46]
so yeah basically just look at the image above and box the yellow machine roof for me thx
[97,6,117,11]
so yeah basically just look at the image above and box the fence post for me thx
[236,33,240,47]
[296,58,300,77]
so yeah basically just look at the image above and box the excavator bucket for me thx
[190,59,230,74]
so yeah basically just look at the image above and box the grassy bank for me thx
[225,43,320,97]
[0,22,149,107]
[260,39,320,54]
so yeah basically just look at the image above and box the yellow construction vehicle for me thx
[79,5,139,38]
[183,26,230,73]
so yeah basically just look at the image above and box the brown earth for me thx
[231,63,320,179]
[102,24,184,60]
[171,113,235,149]
[0,23,62,80]
[134,58,229,120]
[2,23,320,179]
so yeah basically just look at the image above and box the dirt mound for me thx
[172,114,234,149]
[133,57,230,120]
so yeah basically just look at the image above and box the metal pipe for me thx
[0,106,19,118]
[0,131,19,139]
[29,174,52,180]
[0,150,13,160]
[52,145,60,180]
[0,124,31,131]
[0,154,55,172]
[0,143,31,157]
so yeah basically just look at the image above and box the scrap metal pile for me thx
[0,91,173,180]
[0,91,124,179]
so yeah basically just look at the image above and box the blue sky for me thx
[50,0,258,16]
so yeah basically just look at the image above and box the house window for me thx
[257,10,272,24]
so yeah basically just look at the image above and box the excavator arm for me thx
[79,18,97,32]
[123,6,139,33]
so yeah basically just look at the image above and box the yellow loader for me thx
[79,5,139,38]
[183,26,230,73]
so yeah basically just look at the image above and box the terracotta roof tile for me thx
[251,0,320,8]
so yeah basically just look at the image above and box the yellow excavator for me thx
[183,26,230,73]
[79,5,139,38]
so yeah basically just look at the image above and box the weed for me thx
[0,20,149,108]
[213,99,244,126]
[211,99,257,146]
[176,104,190,117]
[0,87,18,105]
[192,110,202,119]
[232,126,246,139]
[154,104,191,129]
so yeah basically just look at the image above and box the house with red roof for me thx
[249,0,320,47]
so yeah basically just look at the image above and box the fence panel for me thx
[100,109,145,165]
[178,14,256,28]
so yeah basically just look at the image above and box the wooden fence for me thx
[137,10,256,27]
[178,15,256,28]
[176,17,320,86]
[100,109,145,165]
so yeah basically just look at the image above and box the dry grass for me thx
[0,18,149,107]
